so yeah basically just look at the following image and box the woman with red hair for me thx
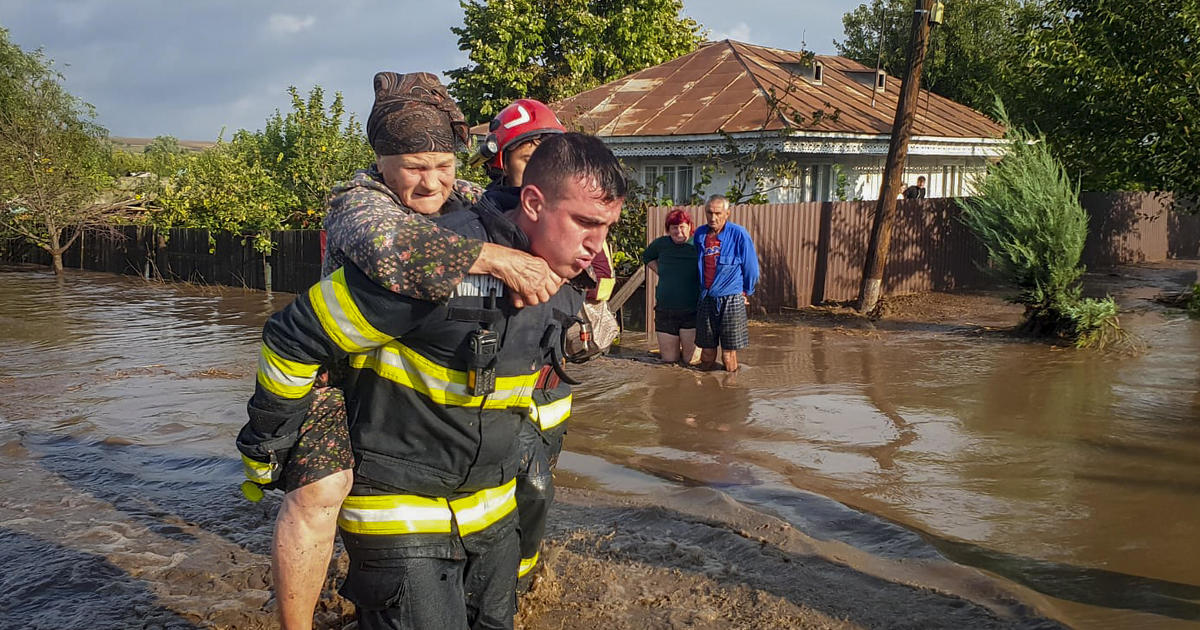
[641,209,700,363]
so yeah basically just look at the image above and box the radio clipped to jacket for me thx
[467,328,498,396]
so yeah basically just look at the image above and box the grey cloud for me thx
[0,0,860,140]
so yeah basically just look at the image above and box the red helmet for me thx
[478,99,565,170]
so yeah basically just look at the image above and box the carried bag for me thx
[563,299,620,363]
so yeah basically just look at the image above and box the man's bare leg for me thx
[678,329,697,365]
[273,469,353,630]
[721,349,739,372]
[699,347,720,370]
[657,332,681,363]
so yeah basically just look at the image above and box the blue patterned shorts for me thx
[695,294,750,350]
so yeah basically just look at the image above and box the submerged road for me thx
[2,265,1198,628]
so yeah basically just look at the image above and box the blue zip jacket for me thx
[694,222,759,299]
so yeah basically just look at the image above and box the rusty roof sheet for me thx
[531,40,1004,140]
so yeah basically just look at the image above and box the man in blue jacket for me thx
[693,194,759,372]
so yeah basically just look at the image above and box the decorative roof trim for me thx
[605,132,1008,159]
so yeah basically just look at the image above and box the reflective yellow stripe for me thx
[594,276,615,302]
[593,241,615,301]
[308,267,391,353]
[242,454,273,483]
[256,343,319,399]
[338,479,517,537]
[338,494,454,535]
[518,551,539,577]
[450,478,517,536]
[531,394,572,431]
[349,342,538,410]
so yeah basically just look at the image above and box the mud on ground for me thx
[285,485,1063,630]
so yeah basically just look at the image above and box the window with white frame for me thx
[643,164,695,203]
[777,164,834,202]
[941,165,962,197]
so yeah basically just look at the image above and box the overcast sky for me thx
[0,1,864,140]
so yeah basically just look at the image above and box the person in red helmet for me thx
[473,99,620,592]
[476,98,566,188]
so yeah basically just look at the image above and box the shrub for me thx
[958,99,1124,348]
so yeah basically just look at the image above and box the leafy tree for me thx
[152,140,297,252]
[151,85,374,245]
[957,101,1123,348]
[447,0,703,122]
[1009,0,1200,196]
[238,86,373,215]
[836,0,1033,113]
[0,28,141,276]
[145,134,184,158]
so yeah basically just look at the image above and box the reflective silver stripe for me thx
[256,344,318,399]
[308,267,391,353]
[350,342,538,409]
[338,479,517,536]
[338,494,454,535]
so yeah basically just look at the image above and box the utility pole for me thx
[857,0,939,314]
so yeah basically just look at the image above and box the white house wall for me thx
[619,154,990,205]
[604,132,1002,203]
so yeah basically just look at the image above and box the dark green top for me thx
[641,235,700,310]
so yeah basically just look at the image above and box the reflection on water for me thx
[3,266,1200,628]
[571,313,1200,628]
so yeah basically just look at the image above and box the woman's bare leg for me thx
[272,469,353,630]
[657,332,681,362]
[678,328,697,365]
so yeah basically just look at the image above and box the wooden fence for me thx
[0,227,324,294]
[2,192,1197,331]
[644,192,1199,334]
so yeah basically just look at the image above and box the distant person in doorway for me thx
[903,176,927,199]
[642,209,700,364]
[693,195,759,372]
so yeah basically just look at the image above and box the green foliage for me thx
[103,135,186,180]
[1188,284,1200,318]
[236,86,374,215]
[154,142,296,252]
[145,135,184,158]
[838,0,1200,197]
[456,151,492,188]
[0,27,128,272]
[150,85,373,244]
[1009,0,1200,196]
[1060,295,1123,349]
[837,0,1033,113]
[957,100,1123,347]
[447,0,703,123]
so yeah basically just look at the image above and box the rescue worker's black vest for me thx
[342,196,582,498]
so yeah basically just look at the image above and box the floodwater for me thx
[1,265,1198,629]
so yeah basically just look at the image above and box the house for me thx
[538,40,1006,202]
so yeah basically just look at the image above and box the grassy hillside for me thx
[109,136,215,154]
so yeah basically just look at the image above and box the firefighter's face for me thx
[502,139,541,187]
[520,176,622,278]
[377,152,456,215]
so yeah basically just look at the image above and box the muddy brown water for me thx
[1,265,1198,629]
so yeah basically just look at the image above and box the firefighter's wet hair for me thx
[523,132,627,204]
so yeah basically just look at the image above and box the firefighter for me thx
[245,72,564,630]
[238,133,626,629]
[475,99,622,589]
